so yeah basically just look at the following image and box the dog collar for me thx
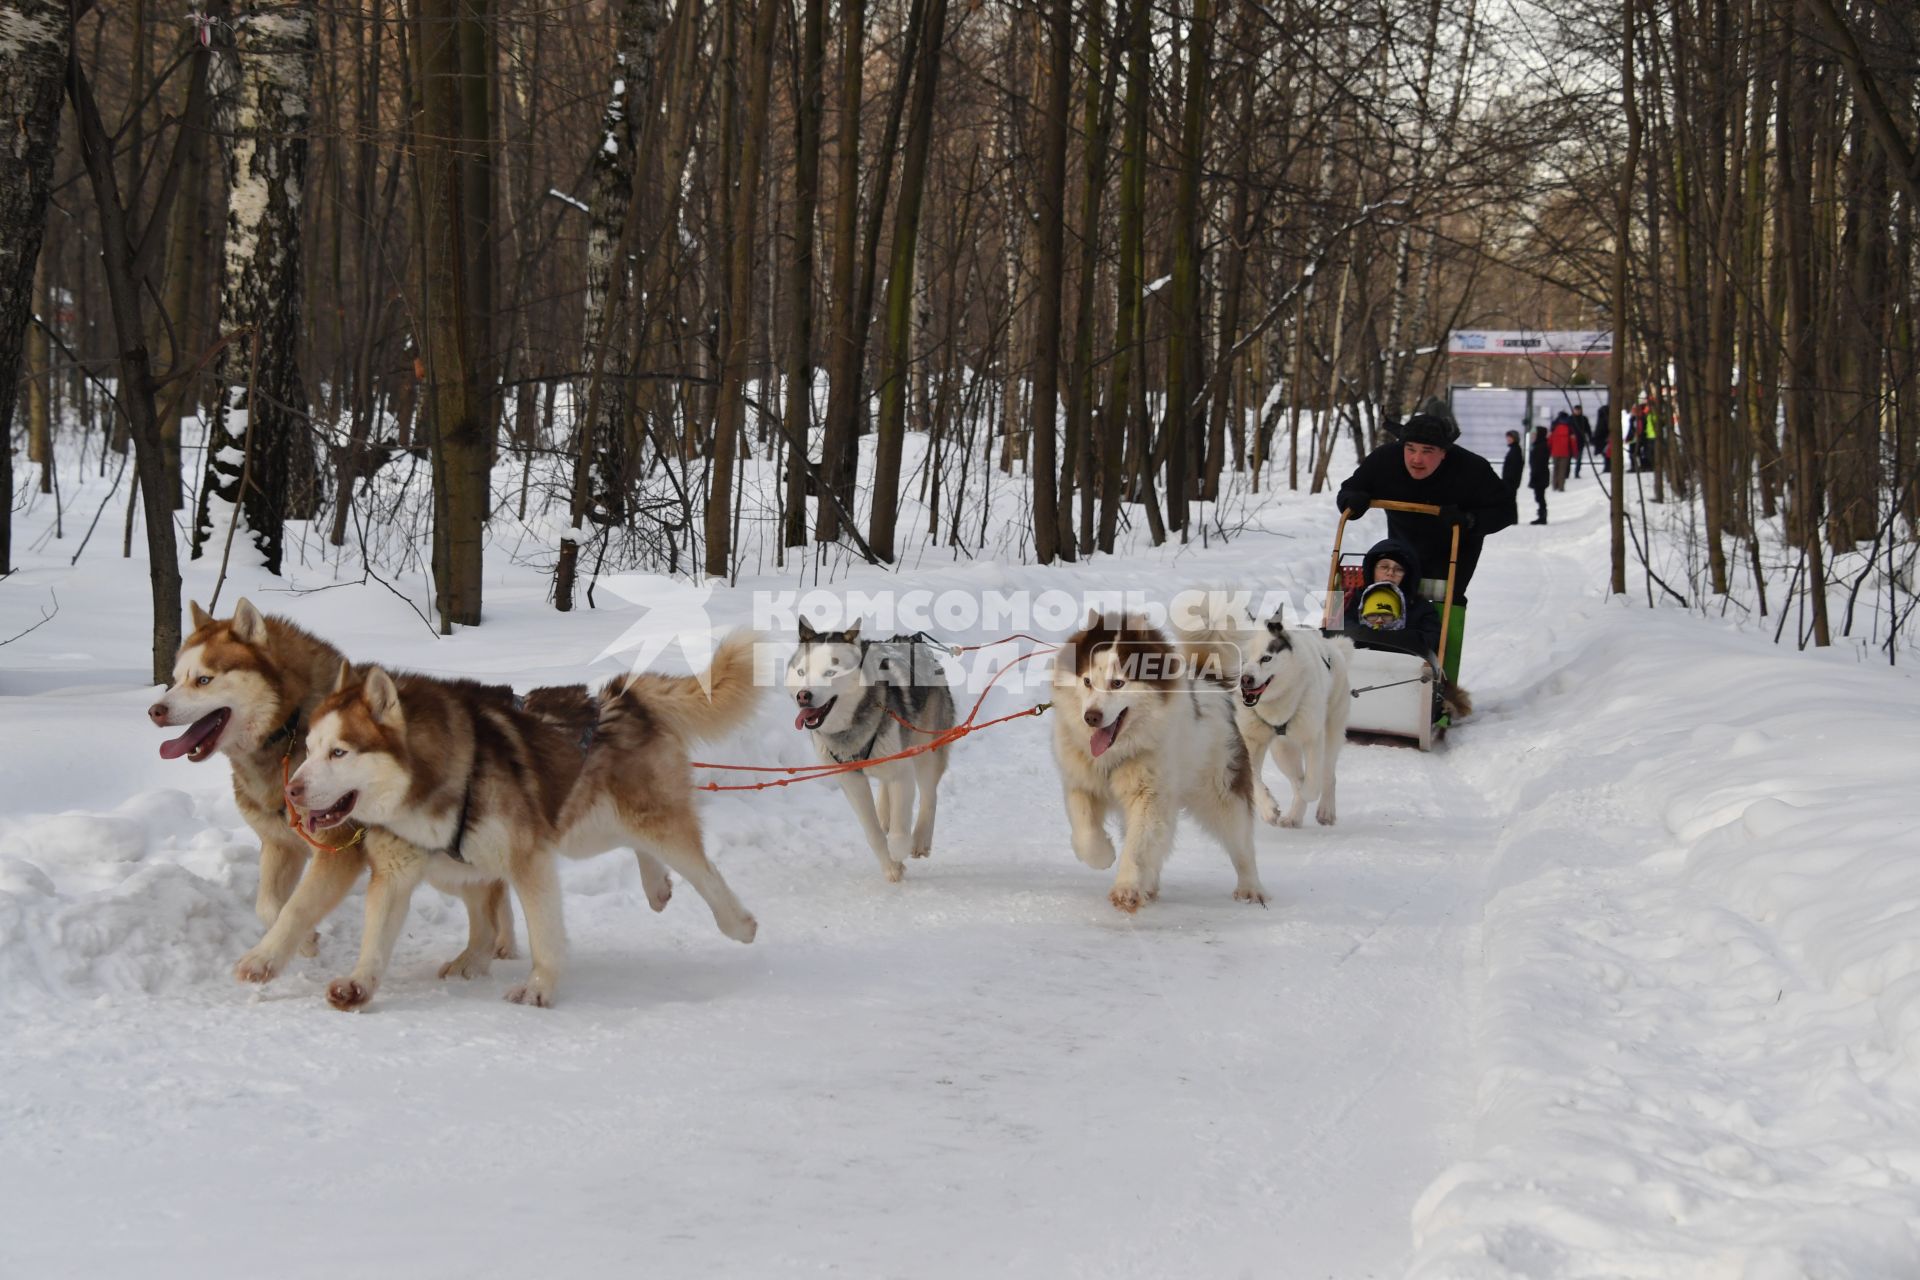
[263,708,303,753]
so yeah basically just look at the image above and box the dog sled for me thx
[1321,499,1460,751]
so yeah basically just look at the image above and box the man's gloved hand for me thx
[1436,504,1475,529]
[1337,489,1370,518]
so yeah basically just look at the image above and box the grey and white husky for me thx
[787,620,956,883]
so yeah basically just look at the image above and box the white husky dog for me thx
[1177,598,1353,828]
[1050,612,1264,913]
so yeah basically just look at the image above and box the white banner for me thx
[1448,329,1612,357]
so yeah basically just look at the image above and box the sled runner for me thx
[1321,499,1460,751]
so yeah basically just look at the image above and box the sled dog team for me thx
[148,596,1353,1010]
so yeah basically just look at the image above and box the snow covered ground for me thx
[4,437,1919,1278]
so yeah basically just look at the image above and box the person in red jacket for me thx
[1548,413,1575,491]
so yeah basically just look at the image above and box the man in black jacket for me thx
[1336,406,1517,686]
[1502,429,1524,495]
[1570,404,1593,477]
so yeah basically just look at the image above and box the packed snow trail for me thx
[0,464,1543,1279]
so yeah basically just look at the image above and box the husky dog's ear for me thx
[1083,608,1103,631]
[231,598,267,644]
[362,667,403,727]
[333,659,355,692]
[842,621,861,644]
[798,617,820,643]
[1265,614,1288,638]
[188,600,215,632]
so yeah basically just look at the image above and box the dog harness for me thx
[442,774,476,864]
[1263,653,1336,737]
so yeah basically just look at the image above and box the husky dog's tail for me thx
[604,629,764,744]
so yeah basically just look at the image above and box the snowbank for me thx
[1409,602,1920,1277]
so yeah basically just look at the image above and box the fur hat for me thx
[1398,413,1459,447]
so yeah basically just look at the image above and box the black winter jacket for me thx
[1343,536,1444,654]
[1336,443,1516,605]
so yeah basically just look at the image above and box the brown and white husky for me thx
[148,599,514,958]
[1049,613,1265,913]
[283,631,765,1009]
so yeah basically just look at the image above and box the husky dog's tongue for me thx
[158,708,231,761]
[305,791,358,831]
[794,697,835,731]
[1089,707,1128,758]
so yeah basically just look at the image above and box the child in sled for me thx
[1344,537,1473,720]
[1344,537,1443,655]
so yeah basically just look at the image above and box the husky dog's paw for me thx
[326,977,375,1010]
[1254,788,1282,826]
[438,950,492,981]
[1315,802,1337,827]
[719,910,759,943]
[646,877,673,912]
[233,949,281,984]
[1073,832,1117,871]
[1276,809,1304,829]
[297,931,321,958]
[494,937,519,960]
[911,842,933,859]
[882,859,905,883]
[505,983,552,1008]
[1233,884,1270,906]
[1109,884,1144,914]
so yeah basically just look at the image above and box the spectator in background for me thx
[1549,411,1574,491]
[1570,404,1592,477]
[1502,429,1523,495]
[1528,426,1551,524]
[1593,401,1611,465]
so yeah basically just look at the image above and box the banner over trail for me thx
[1447,329,1612,356]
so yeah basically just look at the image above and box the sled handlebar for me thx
[1323,501,1462,671]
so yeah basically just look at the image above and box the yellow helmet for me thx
[1358,583,1405,630]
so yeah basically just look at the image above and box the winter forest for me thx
[8,2,1920,1275]
[2,0,1915,678]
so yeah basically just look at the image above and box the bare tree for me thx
[0,0,68,575]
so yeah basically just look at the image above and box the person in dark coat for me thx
[1335,401,1517,686]
[1570,404,1592,477]
[1335,407,1516,609]
[1344,536,1444,657]
[1502,429,1524,495]
[1593,401,1611,464]
[1527,426,1550,524]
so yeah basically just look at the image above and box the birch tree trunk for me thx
[0,0,69,575]
[191,0,318,576]
[28,252,53,495]
[557,0,668,609]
